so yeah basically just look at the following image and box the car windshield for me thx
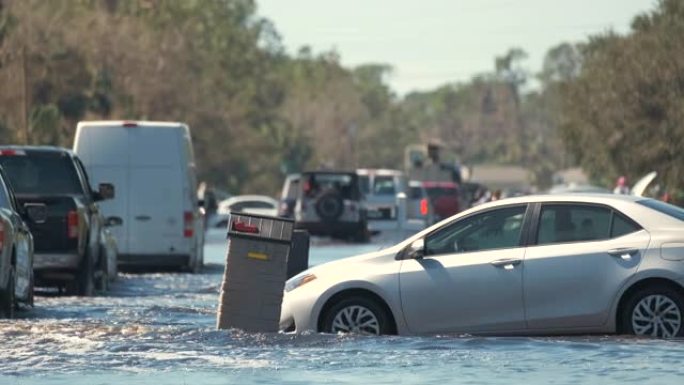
[373,176,396,196]
[638,199,684,221]
[0,152,82,195]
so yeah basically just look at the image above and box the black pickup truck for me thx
[0,146,115,296]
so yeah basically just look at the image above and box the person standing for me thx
[613,176,630,195]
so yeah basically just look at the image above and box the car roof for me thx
[474,193,643,210]
[422,181,459,188]
[223,195,277,205]
[302,170,356,176]
[356,168,404,176]
[77,120,185,128]
[0,145,74,156]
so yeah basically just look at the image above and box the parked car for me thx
[281,194,684,338]
[0,166,42,317]
[217,195,279,217]
[357,169,408,221]
[0,146,113,296]
[278,174,300,218]
[407,180,435,225]
[294,171,368,241]
[73,121,204,272]
[423,181,461,221]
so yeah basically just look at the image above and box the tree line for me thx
[0,0,680,197]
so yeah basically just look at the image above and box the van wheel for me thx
[0,266,16,319]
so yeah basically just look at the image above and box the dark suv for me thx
[0,146,114,296]
[293,171,368,241]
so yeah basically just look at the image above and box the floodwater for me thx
[1,238,684,384]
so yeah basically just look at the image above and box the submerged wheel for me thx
[95,246,109,292]
[322,296,392,335]
[622,285,684,338]
[0,266,16,319]
[71,252,95,297]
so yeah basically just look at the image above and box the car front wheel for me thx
[622,285,684,338]
[321,296,392,335]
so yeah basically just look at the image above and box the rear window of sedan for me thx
[638,199,684,221]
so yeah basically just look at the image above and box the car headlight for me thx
[285,273,317,292]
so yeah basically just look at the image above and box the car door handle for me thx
[135,215,151,221]
[607,248,639,260]
[490,258,522,270]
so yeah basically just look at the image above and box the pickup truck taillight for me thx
[420,198,429,216]
[183,211,194,238]
[67,210,79,238]
[0,221,4,250]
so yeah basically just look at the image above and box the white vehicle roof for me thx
[77,120,186,128]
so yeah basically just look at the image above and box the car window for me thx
[303,173,359,199]
[0,152,82,195]
[611,213,641,238]
[409,186,423,199]
[284,179,300,199]
[0,175,11,209]
[373,175,396,196]
[537,205,611,245]
[425,205,526,256]
[358,175,370,195]
[637,199,684,221]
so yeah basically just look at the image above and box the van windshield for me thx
[0,152,82,195]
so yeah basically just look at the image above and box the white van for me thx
[73,121,204,272]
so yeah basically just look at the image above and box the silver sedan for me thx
[280,194,684,338]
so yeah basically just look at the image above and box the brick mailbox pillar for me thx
[216,213,294,332]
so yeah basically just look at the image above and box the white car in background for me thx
[218,195,279,217]
[281,194,684,338]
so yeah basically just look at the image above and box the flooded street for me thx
[2,239,684,384]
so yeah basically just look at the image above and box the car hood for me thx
[294,244,402,280]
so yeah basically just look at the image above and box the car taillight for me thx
[67,210,79,238]
[184,211,194,238]
[0,149,26,156]
[420,198,429,216]
[0,221,4,250]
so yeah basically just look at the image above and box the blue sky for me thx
[258,0,658,94]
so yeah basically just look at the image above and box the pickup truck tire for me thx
[73,251,95,297]
[95,245,109,292]
[0,266,15,319]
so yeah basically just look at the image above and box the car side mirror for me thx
[401,238,425,260]
[94,183,115,201]
[24,203,47,224]
[104,216,123,227]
